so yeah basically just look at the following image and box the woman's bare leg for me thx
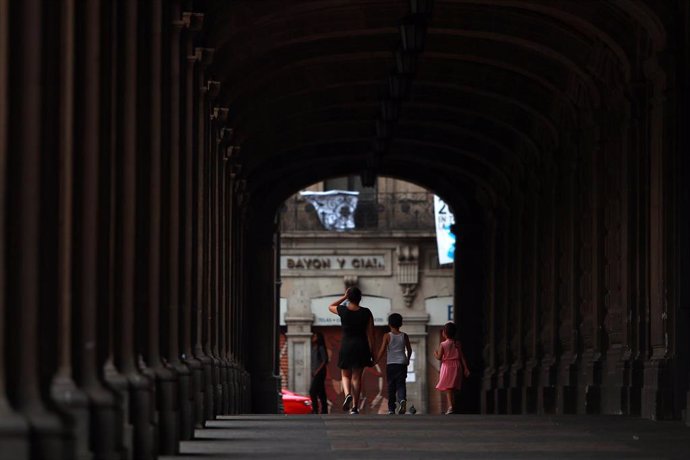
[351,368,364,407]
[341,369,352,397]
[444,390,453,411]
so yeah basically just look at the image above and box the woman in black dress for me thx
[328,287,375,415]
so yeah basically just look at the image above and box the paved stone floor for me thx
[162,414,690,459]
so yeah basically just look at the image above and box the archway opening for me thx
[274,175,485,415]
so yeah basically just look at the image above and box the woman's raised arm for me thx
[328,292,348,314]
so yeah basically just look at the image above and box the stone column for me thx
[494,205,510,414]
[219,145,231,415]
[194,48,213,422]
[166,1,193,440]
[227,159,243,414]
[70,2,123,458]
[110,0,152,455]
[0,0,30,456]
[182,16,204,429]
[101,1,127,453]
[555,159,578,414]
[521,179,540,414]
[402,315,429,414]
[51,1,91,457]
[285,315,314,396]
[143,0,178,455]
[481,209,497,414]
[576,127,603,415]
[209,109,222,414]
[7,0,65,456]
[600,123,633,415]
[538,171,557,414]
[246,213,281,413]
[642,58,673,419]
[508,191,524,414]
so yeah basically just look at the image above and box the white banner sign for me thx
[434,195,456,265]
[310,296,391,326]
[425,296,454,326]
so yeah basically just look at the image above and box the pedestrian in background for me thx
[376,313,412,415]
[434,321,470,414]
[328,287,375,415]
[309,331,329,414]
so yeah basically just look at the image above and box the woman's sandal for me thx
[342,394,353,411]
[444,407,454,415]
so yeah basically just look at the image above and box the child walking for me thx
[434,322,470,414]
[376,313,412,415]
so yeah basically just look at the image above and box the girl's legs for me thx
[351,367,364,408]
[341,368,352,397]
[444,390,454,412]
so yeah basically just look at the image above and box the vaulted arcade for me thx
[0,1,688,459]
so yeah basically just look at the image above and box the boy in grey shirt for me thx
[376,313,412,414]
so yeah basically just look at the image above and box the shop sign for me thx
[425,296,453,326]
[281,255,385,271]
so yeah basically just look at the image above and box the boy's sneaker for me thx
[342,394,353,412]
[349,407,359,415]
[387,410,395,415]
[396,399,407,415]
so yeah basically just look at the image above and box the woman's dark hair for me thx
[443,322,458,340]
[347,287,362,304]
[388,313,403,328]
[313,331,326,347]
[312,331,328,363]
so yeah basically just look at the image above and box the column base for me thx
[155,366,179,455]
[172,362,193,441]
[104,365,132,457]
[0,403,30,460]
[183,356,204,428]
[251,372,281,414]
[51,376,91,460]
[555,354,577,414]
[641,357,674,420]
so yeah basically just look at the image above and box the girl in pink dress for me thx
[434,322,470,414]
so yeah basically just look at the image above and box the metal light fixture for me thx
[400,15,427,53]
[376,119,393,139]
[380,99,399,122]
[395,47,417,75]
[373,138,389,154]
[361,168,377,188]
[388,74,411,100]
[409,0,435,17]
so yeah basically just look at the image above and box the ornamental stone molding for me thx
[397,245,419,307]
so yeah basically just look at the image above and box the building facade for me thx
[279,178,454,414]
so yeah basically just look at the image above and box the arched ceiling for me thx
[200,0,667,214]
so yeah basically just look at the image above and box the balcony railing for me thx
[280,192,435,233]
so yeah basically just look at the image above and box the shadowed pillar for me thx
[109,0,152,456]
[7,0,66,456]
[165,0,194,441]
[195,50,216,424]
[71,2,123,459]
[0,0,30,457]
[51,1,91,457]
[142,0,177,456]
[182,11,205,430]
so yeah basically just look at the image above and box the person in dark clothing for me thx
[328,287,375,415]
[309,331,329,414]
